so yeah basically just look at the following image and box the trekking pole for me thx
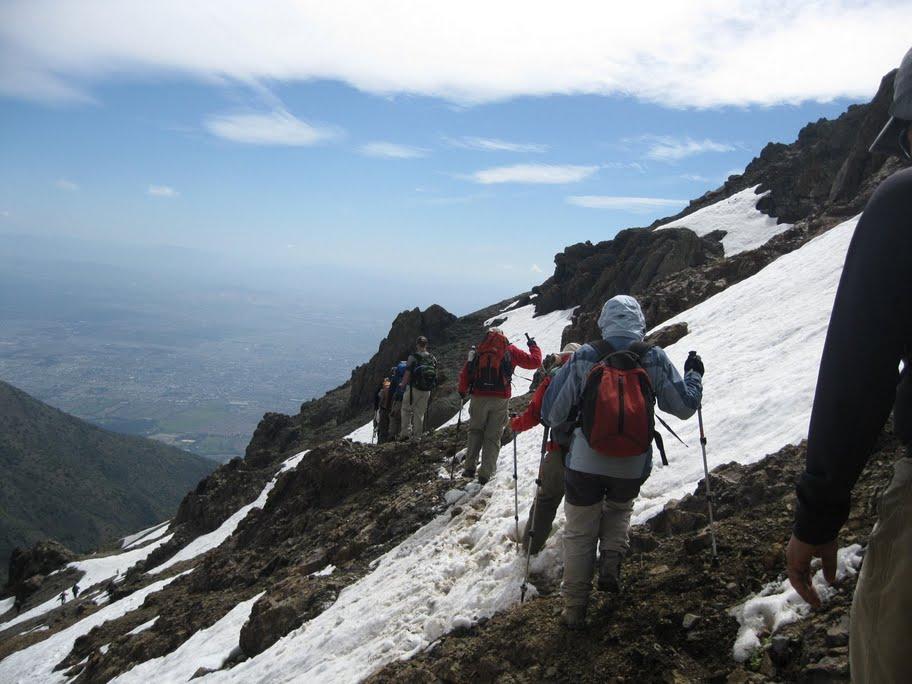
[520,425,549,602]
[511,417,520,549]
[690,351,718,564]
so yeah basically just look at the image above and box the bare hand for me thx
[785,534,838,608]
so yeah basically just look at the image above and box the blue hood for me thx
[597,295,646,340]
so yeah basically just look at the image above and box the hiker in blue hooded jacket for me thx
[543,294,703,628]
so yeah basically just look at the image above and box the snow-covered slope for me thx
[0,532,174,633]
[658,186,792,256]
[196,215,858,683]
[0,571,190,684]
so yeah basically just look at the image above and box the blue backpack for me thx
[392,362,408,400]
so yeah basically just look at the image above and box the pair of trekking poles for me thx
[514,349,718,602]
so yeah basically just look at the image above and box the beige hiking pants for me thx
[400,387,431,438]
[464,395,509,481]
[562,495,635,609]
[850,456,912,683]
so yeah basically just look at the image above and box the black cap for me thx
[870,46,912,156]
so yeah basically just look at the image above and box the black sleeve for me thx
[794,169,912,544]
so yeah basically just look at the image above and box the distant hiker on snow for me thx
[786,46,912,684]
[388,361,408,440]
[400,336,438,439]
[458,328,542,484]
[510,342,581,554]
[72,583,79,599]
[375,377,393,444]
[58,592,66,606]
[543,295,703,629]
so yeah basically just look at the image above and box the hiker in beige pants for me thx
[465,394,509,484]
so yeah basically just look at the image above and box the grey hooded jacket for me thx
[542,295,703,480]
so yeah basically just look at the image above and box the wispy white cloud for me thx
[2,3,907,107]
[680,173,713,182]
[447,136,547,153]
[632,136,735,162]
[530,263,543,274]
[55,178,78,191]
[148,185,178,197]
[470,164,598,185]
[360,141,427,158]
[603,161,647,173]
[567,195,686,211]
[205,109,340,146]
[0,210,10,218]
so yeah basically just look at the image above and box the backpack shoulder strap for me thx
[627,341,652,360]
[588,339,614,361]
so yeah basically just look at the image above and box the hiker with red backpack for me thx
[458,327,542,484]
[542,295,703,628]
[509,342,581,555]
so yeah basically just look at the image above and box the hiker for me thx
[72,583,79,599]
[543,295,703,628]
[400,336,438,439]
[375,377,393,444]
[58,592,66,606]
[388,361,407,440]
[786,47,912,684]
[106,580,116,600]
[14,595,23,615]
[510,343,581,554]
[458,327,542,484]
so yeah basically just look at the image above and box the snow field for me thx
[658,186,792,256]
[126,617,158,636]
[121,520,171,549]
[0,532,174,633]
[112,593,264,683]
[0,596,14,616]
[0,571,191,684]
[150,450,307,574]
[731,544,863,662]
[634,216,859,523]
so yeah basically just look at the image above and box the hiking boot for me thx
[561,605,586,630]
[477,475,489,486]
[597,550,622,593]
[461,467,476,479]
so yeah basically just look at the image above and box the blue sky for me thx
[1,2,909,314]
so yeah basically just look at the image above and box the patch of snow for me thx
[499,300,520,312]
[731,545,863,662]
[310,565,336,577]
[94,593,110,605]
[0,533,174,633]
[99,643,110,655]
[198,216,860,683]
[0,596,14,615]
[0,571,190,684]
[658,186,791,256]
[112,593,262,683]
[126,617,158,636]
[149,451,307,575]
[346,420,377,444]
[17,624,49,636]
[122,521,171,550]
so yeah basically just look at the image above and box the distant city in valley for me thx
[0,236,390,461]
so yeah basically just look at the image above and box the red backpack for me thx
[579,340,657,458]
[470,332,513,393]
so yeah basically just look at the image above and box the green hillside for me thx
[0,379,215,582]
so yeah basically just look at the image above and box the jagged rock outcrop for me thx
[532,228,721,318]
[346,305,457,416]
[5,540,76,598]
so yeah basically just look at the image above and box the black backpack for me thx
[411,351,438,391]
